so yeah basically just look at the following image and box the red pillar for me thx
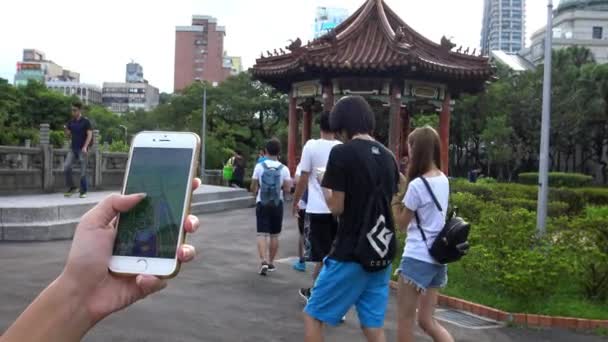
[288,89,298,176]
[323,82,334,112]
[400,106,410,158]
[388,84,402,157]
[439,93,451,175]
[302,105,312,146]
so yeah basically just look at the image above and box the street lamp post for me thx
[201,85,207,179]
[119,125,128,144]
[536,0,554,236]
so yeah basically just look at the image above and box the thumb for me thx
[82,193,147,228]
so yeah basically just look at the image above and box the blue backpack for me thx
[260,163,284,207]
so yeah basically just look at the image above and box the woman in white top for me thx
[394,126,454,342]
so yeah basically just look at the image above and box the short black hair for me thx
[330,96,375,139]
[265,138,281,156]
[234,150,242,156]
[72,101,83,110]
[319,111,332,133]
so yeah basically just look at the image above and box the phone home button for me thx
[136,259,148,272]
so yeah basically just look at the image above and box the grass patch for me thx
[442,262,608,320]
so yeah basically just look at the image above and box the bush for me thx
[108,140,129,153]
[462,206,572,300]
[49,130,65,148]
[477,177,497,184]
[497,198,569,217]
[518,172,593,188]
[551,207,608,302]
[576,188,608,206]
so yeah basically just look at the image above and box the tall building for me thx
[126,61,144,83]
[314,7,349,38]
[102,81,159,114]
[521,0,608,64]
[480,0,526,55]
[46,81,103,105]
[14,49,80,86]
[174,15,230,91]
[223,55,243,76]
[103,62,159,113]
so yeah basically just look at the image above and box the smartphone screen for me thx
[113,147,193,258]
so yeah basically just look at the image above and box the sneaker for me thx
[293,260,306,272]
[299,288,312,303]
[64,187,78,197]
[268,264,277,272]
[340,315,346,324]
[79,192,87,198]
[259,262,269,276]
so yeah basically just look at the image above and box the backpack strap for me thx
[414,211,428,243]
[419,177,442,212]
[261,162,269,171]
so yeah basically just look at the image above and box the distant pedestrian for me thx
[292,111,341,302]
[63,101,92,198]
[293,163,308,272]
[251,139,292,276]
[229,150,246,188]
[303,96,399,342]
[394,126,454,342]
[467,167,482,183]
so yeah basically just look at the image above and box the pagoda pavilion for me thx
[251,0,493,175]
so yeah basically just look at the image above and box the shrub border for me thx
[389,281,608,330]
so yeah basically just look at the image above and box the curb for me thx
[389,280,608,331]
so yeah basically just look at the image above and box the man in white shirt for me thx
[292,111,342,301]
[251,139,292,276]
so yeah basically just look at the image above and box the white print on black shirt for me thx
[366,215,394,258]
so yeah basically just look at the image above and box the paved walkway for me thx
[0,208,605,341]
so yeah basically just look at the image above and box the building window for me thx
[593,27,603,40]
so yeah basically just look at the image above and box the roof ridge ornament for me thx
[440,36,456,51]
[286,38,302,51]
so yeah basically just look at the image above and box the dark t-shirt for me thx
[232,155,245,181]
[66,116,92,150]
[322,139,399,262]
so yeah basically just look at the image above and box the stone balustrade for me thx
[0,124,225,194]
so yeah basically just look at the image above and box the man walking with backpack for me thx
[251,139,292,276]
[303,96,399,342]
[292,111,341,301]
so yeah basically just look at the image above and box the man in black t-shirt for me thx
[63,101,93,198]
[303,96,398,342]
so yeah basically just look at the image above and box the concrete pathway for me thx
[0,207,605,341]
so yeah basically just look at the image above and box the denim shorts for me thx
[304,258,391,328]
[397,257,447,293]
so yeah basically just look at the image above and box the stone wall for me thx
[0,124,225,194]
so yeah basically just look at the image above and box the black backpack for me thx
[353,143,398,272]
[415,177,471,264]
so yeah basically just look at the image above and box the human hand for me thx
[59,177,202,325]
[81,146,88,154]
[292,202,300,217]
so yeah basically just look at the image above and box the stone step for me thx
[0,188,255,241]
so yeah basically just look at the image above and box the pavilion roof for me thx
[251,0,493,94]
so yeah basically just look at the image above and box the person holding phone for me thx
[0,178,202,342]
[63,101,93,198]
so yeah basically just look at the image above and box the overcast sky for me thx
[0,0,547,93]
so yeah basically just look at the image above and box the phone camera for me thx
[153,139,156,142]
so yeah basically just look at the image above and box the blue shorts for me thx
[304,258,391,328]
[397,257,447,292]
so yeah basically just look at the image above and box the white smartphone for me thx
[109,131,200,278]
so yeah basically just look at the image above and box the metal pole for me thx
[536,0,553,236]
[201,85,207,178]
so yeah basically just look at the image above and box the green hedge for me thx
[576,188,608,206]
[518,172,593,188]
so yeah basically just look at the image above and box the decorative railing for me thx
[0,124,225,194]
